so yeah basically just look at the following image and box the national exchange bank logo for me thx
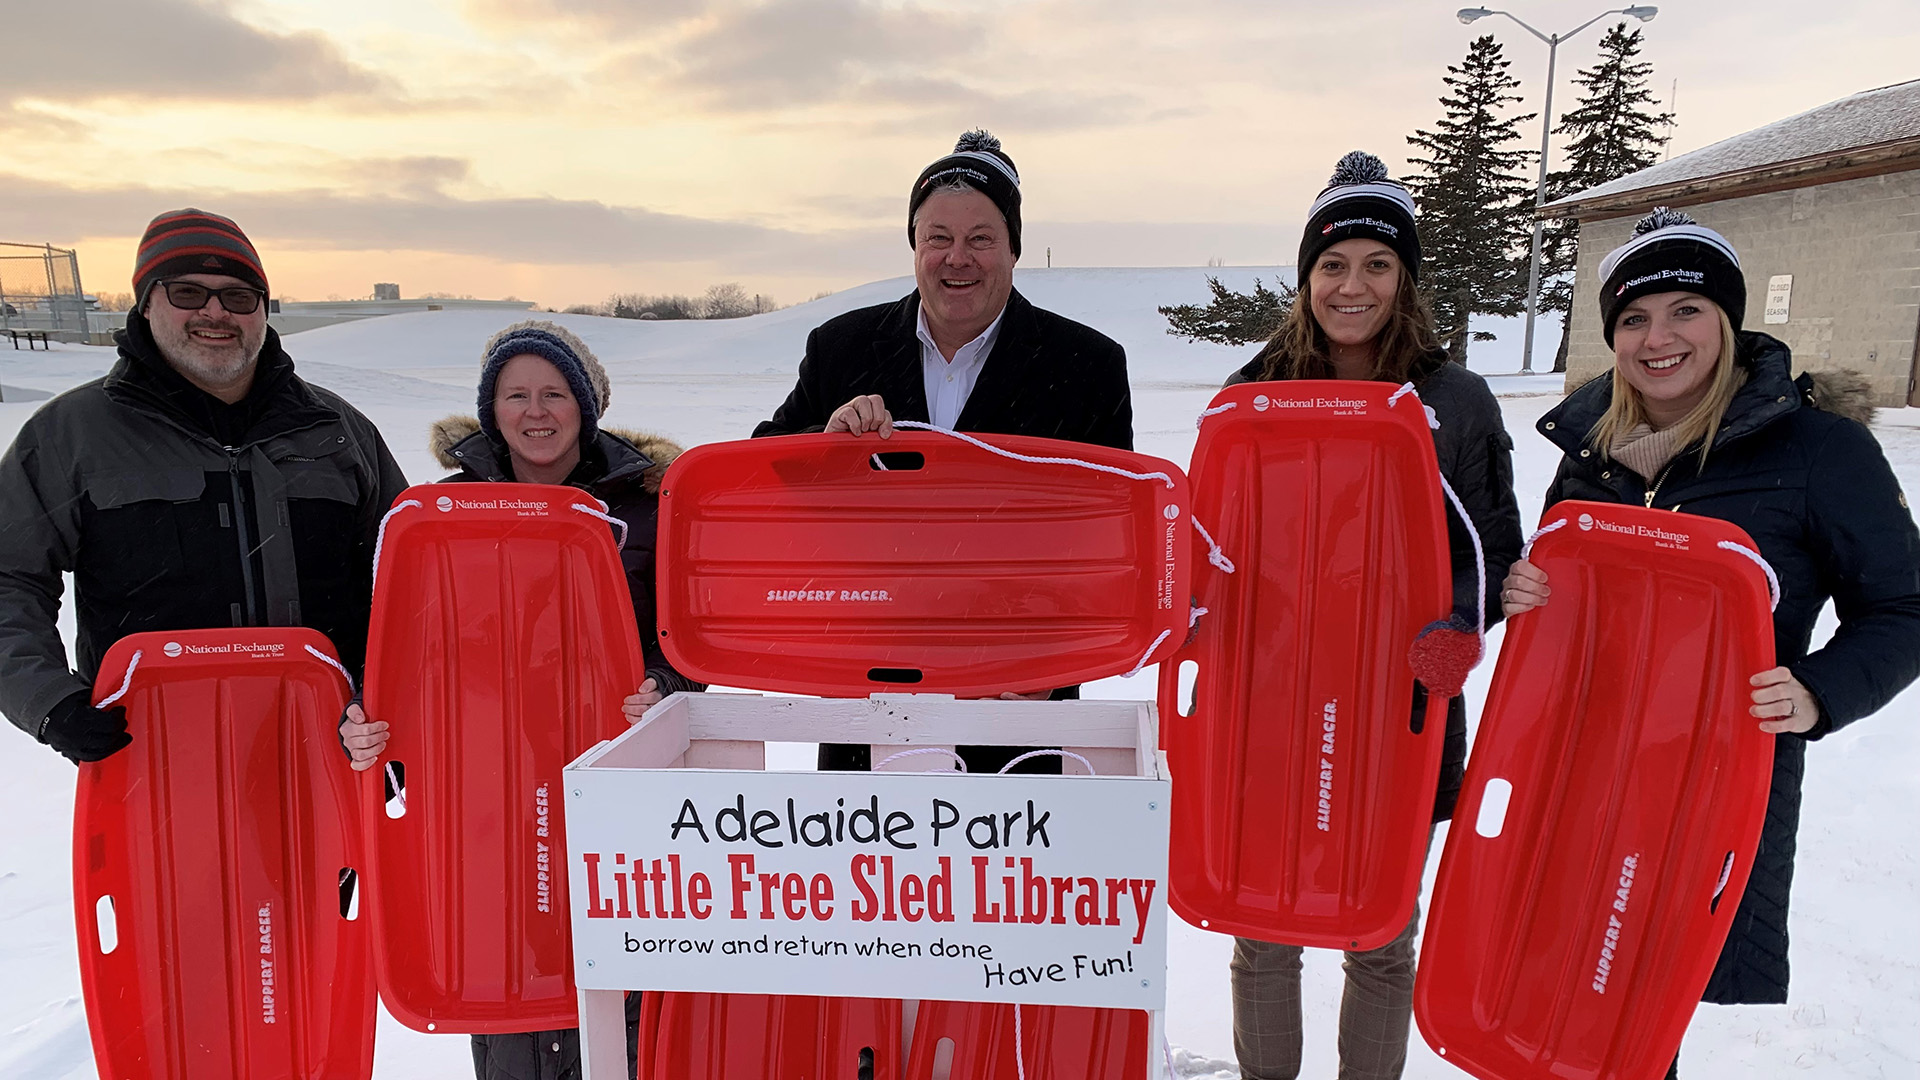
[163,641,183,658]
[1163,504,1180,521]
[436,495,454,512]
[1578,513,1595,531]
[1252,394,1271,412]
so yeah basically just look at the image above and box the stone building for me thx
[1544,79,1920,404]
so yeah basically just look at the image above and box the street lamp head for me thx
[1624,5,1658,20]
[1457,7,1492,24]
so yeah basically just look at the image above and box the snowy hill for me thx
[1,265,1911,1079]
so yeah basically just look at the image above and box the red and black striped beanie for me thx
[132,208,267,302]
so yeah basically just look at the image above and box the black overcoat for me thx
[753,288,1133,451]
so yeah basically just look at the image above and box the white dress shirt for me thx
[917,303,1005,430]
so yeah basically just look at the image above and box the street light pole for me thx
[1456,6,1658,373]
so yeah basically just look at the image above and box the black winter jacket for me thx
[1228,351,1525,821]
[753,288,1133,451]
[432,419,703,698]
[1537,331,1920,1004]
[0,312,408,737]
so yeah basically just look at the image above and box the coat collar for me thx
[446,427,656,489]
[1539,331,1799,458]
[871,288,1037,429]
[103,309,335,447]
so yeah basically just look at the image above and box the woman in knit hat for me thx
[1223,152,1524,1080]
[340,319,701,1080]
[1501,208,1920,1078]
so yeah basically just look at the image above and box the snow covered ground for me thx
[1,266,1913,1078]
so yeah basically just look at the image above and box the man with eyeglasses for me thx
[0,208,408,761]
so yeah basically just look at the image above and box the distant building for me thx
[1544,79,1920,405]
[373,283,401,300]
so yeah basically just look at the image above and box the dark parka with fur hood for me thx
[430,417,703,699]
[1537,331,1920,1004]
[1229,349,1525,822]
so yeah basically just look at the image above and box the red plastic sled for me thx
[1416,501,1777,1080]
[641,994,901,1079]
[655,430,1190,697]
[74,628,371,1080]
[903,1001,1151,1080]
[1157,381,1453,949]
[362,483,646,1033]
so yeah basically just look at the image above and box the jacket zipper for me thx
[226,447,263,625]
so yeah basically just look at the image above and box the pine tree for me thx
[1159,276,1296,346]
[1540,22,1673,371]
[1405,34,1537,364]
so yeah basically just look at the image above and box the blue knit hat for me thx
[476,320,610,445]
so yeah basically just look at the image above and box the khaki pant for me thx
[1229,907,1422,1080]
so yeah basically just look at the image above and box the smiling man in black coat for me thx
[753,130,1132,452]
[755,130,1134,773]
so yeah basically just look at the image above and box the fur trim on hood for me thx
[1802,368,1877,427]
[428,414,685,494]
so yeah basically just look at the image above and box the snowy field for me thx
[1,266,1914,1078]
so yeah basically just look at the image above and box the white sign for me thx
[564,768,1170,1009]
[1764,274,1793,324]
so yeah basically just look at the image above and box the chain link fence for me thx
[0,241,90,339]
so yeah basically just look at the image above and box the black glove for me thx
[38,689,132,763]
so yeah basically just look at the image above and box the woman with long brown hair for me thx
[1221,151,1524,1080]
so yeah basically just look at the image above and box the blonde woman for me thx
[1501,209,1920,1078]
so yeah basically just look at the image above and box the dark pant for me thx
[471,992,641,1080]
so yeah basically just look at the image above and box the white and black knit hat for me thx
[1598,207,1744,345]
[909,130,1023,257]
[1300,151,1421,279]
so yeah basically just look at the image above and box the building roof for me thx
[1544,78,1920,221]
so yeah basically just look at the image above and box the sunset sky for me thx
[4,0,1916,310]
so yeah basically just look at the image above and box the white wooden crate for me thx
[564,691,1172,1080]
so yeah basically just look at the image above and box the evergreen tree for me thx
[1159,276,1296,346]
[1405,34,1536,364]
[1541,22,1672,370]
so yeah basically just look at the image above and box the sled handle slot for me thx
[384,761,407,819]
[857,1046,876,1080]
[339,868,360,920]
[869,451,926,472]
[1176,660,1198,718]
[1410,682,1429,733]
[868,667,924,685]
[1474,779,1513,839]
[930,1037,956,1080]
[95,895,119,954]
[1710,850,1736,914]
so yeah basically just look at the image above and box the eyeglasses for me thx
[156,280,267,315]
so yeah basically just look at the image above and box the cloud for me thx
[0,172,899,277]
[4,0,390,106]
[463,0,709,31]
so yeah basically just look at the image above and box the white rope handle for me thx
[571,501,628,550]
[1718,540,1782,611]
[304,644,356,696]
[1122,629,1174,678]
[892,421,1176,489]
[1522,517,1569,559]
[997,749,1097,775]
[371,499,421,584]
[97,649,143,708]
[1195,401,1238,428]
[1191,517,1236,574]
[385,760,406,813]
[1015,1003,1027,1080]
[874,747,969,772]
[1392,385,1488,649]
[1189,604,1208,628]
